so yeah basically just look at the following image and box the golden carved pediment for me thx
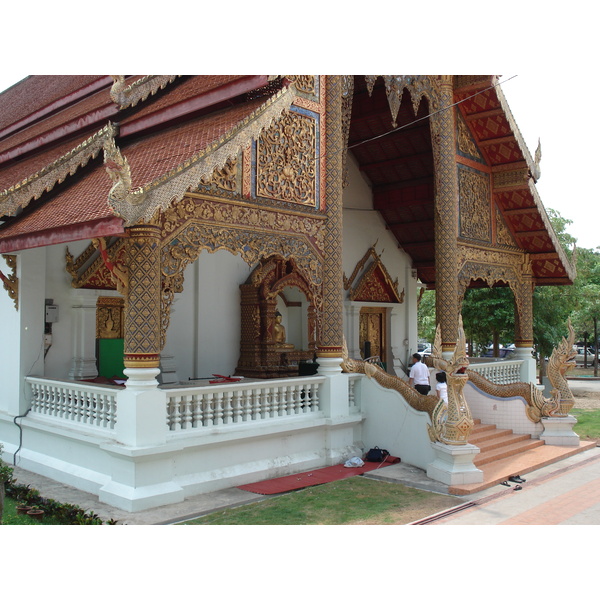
[344,244,404,303]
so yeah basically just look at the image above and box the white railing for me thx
[347,373,362,412]
[468,360,523,385]
[165,376,325,432]
[27,377,117,430]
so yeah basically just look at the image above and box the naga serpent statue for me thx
[463,319,577,422]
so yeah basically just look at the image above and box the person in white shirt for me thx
[435,371,448,403]
[409,353,431,395]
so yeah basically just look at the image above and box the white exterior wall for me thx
[342,154,418,375]
[166,250,252,382]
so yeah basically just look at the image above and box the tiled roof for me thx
[0,75,106,133]
[0,131,92,191]
[123,97,265,189]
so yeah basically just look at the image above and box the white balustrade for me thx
[468,360,523,385]
[166,376,325,431]
[347,373,362,412]
[27,377,117,430]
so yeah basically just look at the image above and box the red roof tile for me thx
[0,76,106,133]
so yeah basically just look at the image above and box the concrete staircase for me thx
[448,419,597,495]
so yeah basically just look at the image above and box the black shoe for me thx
[500,481,511,487]
[509,476,525,484]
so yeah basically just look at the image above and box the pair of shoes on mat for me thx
[509,475,526,484]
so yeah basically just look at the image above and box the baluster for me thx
[242,389,252,421]
[270,386,279,418]
[213,391,223,425]
[348,378,356,409]
[311,383,320,412]
[232,391,241,423]
[204,393,215,426]
[223,391,234,424]
[252,389,261,420]
[280,385,288,416]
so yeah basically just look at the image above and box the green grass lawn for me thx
[571,408,600,441]
[1,496,63,525]
[180,476,464,525]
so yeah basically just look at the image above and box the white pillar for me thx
[68,290,101,380]
[0,249,47,417]
[514,346,536,385]
[115,368,168,447]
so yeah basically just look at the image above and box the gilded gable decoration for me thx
[110,75,180,109]
[344,245,404,303]
[66,238,128,291]
[0,123,118,218]
[495,205,518,247]
[285,76,316,96]
[256,108,317,206]
[456,111,485,163]
[458,166,491,242]
[0,254,18,310]
[364,76,442,128]
[105,84,297,226]
[198,157,238,194]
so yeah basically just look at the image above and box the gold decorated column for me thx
[514,276,535,349]
[430,76,460,354]
[316,75,344,360]
[123,224,162,369]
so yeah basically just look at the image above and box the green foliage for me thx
[461,286,514,354]
[3,478,116,525]
[417,289,436,343]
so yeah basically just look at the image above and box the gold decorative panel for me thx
[256,109,317,206]
[495,205,518,247]
[96,297,124,339]
[458,167,491,242]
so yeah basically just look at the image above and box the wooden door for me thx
[359,307,386,364]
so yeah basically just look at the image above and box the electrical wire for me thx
[347,75,518,151]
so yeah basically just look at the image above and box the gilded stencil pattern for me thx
[458,167,491,242]
[124,226,162,366]
[256,109,317,206]
[318,75,344,353]
[430,78,459,350]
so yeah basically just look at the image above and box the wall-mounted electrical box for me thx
[45,304,59,323]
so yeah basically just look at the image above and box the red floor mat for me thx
[238,456,400,495]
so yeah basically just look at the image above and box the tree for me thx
[417,289,436,343]
[461,286,514,356]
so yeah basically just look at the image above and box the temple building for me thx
[0,76,585,511]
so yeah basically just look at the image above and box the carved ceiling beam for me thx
[464,108,504,122]
[359,151,433,171]
[530,252,564,261]
[478,135,514,147]
[501,207,539,216]
[514,229,547,238]
[373,176,434,193]
[386,218,434,229]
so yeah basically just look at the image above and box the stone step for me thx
[449,440,598,495]
[473,438,545,466]
[468,426,514,446]
[473,431,534,454]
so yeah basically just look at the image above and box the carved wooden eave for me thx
[109,76,181,109]
[66,237,127,291]
[344,246,404,303]
[526,178,577,283]
[494,81,541,182]
[105,83,297,226]
[0,123,118,219]
[0,254,18,309]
